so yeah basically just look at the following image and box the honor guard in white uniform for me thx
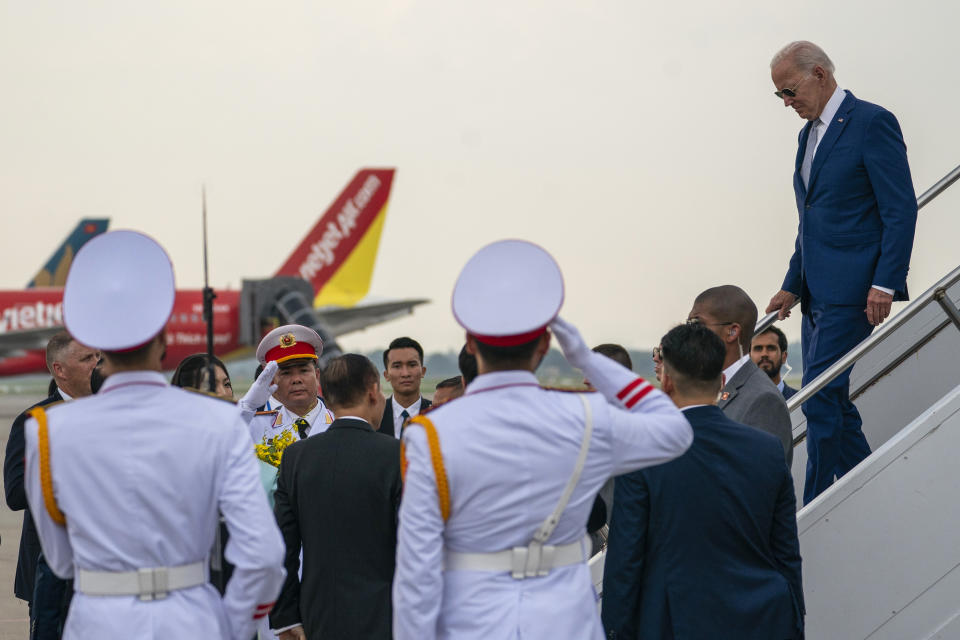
[393,240,694,640]
[243,325,334,450]
[23,231,286,640]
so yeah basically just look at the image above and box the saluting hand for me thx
[865,287,894,326]
[239,360,279,413]
[550,316,590,370]
[765,290,798,321]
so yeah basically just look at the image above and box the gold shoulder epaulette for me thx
[539,384,591,394]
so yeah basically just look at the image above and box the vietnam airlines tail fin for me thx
[28,218,110,288]
[274,168,395,308]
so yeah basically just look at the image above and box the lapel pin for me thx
[720,391,730,401]
[837,118,844,123]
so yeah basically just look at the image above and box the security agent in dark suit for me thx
[689,286,793,467]
[3,331,98,639]
[272,353,399,640]
[602,323,804,639]
[767,41,917,504]
[379,337,431,438]
[752,326,799,400]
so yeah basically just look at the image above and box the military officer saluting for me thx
[393,240,694,639]
[23,231,286,639]
[243,325,335,453]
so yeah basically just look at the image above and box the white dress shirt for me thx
[722,354,751,388]
[391,395,423,438]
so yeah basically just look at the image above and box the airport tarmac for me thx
[0,392,45,639]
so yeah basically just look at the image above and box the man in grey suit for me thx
[689,285,793,467]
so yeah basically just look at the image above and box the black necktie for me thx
[399,409,410,438]
[295,418,310,440]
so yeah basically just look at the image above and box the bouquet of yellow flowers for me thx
[254,429,297,467]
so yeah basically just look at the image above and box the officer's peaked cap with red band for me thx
[256,324,324,365]
[452,239,564,346]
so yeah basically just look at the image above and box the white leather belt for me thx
[444,534,590,579]
[75,561,207,601]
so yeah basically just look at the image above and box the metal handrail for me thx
[786,262,960,426]
[754,163,960,337]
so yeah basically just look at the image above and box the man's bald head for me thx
[692,285,758,351]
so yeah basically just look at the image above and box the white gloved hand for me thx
[549,316,591,370]
[238,360,279,414]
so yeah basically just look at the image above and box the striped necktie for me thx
[295,418,310,440]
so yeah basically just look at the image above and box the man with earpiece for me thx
[688,285,793,468]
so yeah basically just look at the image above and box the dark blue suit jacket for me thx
[784,91,916,305]
[602,405,804,639]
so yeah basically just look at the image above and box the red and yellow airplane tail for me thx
[274,168,395,308]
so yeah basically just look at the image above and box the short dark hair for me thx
[592,344,633,370]
[435,376,463,391]
[383,337,424,368]
[756,325,789,353]
[660,323,726,395]
[45,331,75,372]
[320,354,380,409]
[102,335,160,368]
[171,353,229,390]
[458,344,478,385]
[472,336,541,371]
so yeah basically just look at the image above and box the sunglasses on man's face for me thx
[774,74,810,100]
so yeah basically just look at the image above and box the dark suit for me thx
[271,418,401,639]
[782,383,799,401]
[602,406,804,639]
[719,360,793,467]
[4,391,62,602]
[784,90,917,504]
[378,396,431,438]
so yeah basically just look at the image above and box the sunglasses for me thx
[774,73,811,100]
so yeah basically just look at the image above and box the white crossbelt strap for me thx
[445,393,595,579]
[75,561,207,601]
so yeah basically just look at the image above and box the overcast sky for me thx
[2,1,958,356]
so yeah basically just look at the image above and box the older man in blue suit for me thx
[766,41,917,504]
[602,323,803,639]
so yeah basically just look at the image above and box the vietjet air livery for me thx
[0,168,426,376]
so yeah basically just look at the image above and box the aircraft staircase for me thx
[591,164,960,638]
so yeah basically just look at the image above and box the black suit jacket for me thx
[3,391,62,602]
[271,418,402,639]
[602,406,804,639]
[378,396,431,438]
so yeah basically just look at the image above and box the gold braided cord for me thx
[405,415,451,522]
[29,407,66,526]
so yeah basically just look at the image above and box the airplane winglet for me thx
[274,169,395,308]
[28,218,109,288]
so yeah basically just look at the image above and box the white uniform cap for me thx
[63,230,175,351]
[256,324,324,365]
[452,239,564,346]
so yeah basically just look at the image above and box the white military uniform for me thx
[393,240,693,639]
[23,230,286,640]
[250,398,334,445]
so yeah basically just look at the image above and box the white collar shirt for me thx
[723,354,751,388]
[278,398,333,439]
[56,387,73,402]
[392,395,422,437]
[811,86,846,154]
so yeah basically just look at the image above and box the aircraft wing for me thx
[314,298,429,336]
[0,326,63,357]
